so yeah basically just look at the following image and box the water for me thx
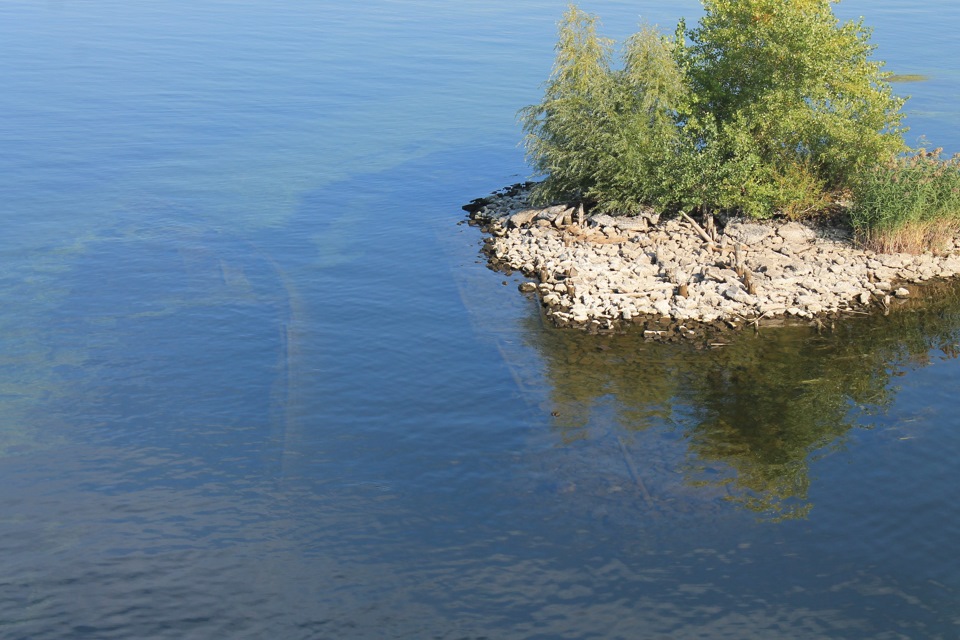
[0,1,958,637]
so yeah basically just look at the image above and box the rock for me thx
[518,282,537,293]
[588,213,652,232]
[703,266,731,283]
[653,299,672,316]
[725,221,773,245]
[895,287,910,298]
[778,222,816,243]
[723,284,754,304]
[588,214,617,228]
[508,209,540,228]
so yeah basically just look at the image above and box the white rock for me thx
[725,221,773,245]
[778,222,816,243]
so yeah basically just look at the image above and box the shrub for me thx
[519,7,688,215]
[587,24,688,215]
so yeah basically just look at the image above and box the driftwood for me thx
[680,211,715,246]
[743,269,757,295]
[508,204,569,228]
[552,207,576,227]
[705,213,718,242]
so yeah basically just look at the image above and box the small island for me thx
[468,1,960,335]
[466,184,960,335]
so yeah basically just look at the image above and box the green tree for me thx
[520,7,688,214]
[521,1,910,220]
[680,0,907,215]
[587,25,688,214]
[519,5,617,206]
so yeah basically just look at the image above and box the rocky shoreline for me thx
[464,184,960,335]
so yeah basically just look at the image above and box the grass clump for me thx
[850,149,960,253]
[520,2,960,254]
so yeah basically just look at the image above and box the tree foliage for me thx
[521,1,910,221]
[684,0,906,214]
[519,8,616,206]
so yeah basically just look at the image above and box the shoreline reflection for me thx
[524,279,960,519]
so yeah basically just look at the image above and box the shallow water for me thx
[1,1,959,637]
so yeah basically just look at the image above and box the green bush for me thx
[521,1,909,221]
[518,7,617,207]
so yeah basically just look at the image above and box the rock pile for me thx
[465,184,960,332]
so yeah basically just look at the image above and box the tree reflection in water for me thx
[525,279,960,520]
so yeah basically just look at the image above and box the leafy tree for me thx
[683,0,907,215]
[519,6,617,206]
[520,7,689,214]
[521,1,910,221]
[587,25,688,214]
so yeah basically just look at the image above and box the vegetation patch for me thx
[850,148,960,253]
[520,1,954,253]
[888,73,931,83]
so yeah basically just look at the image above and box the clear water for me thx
[1,1,958,637]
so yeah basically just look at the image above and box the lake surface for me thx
[1,1,958,637]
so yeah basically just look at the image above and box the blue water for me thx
[1,1,959,637]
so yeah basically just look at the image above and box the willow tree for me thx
[520,7,687,214]
[519,6,616,207]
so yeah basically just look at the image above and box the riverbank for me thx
[465,184,960,335]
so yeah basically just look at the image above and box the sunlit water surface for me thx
[0,1,958,638]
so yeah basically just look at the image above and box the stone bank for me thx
[465,184,960,333]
